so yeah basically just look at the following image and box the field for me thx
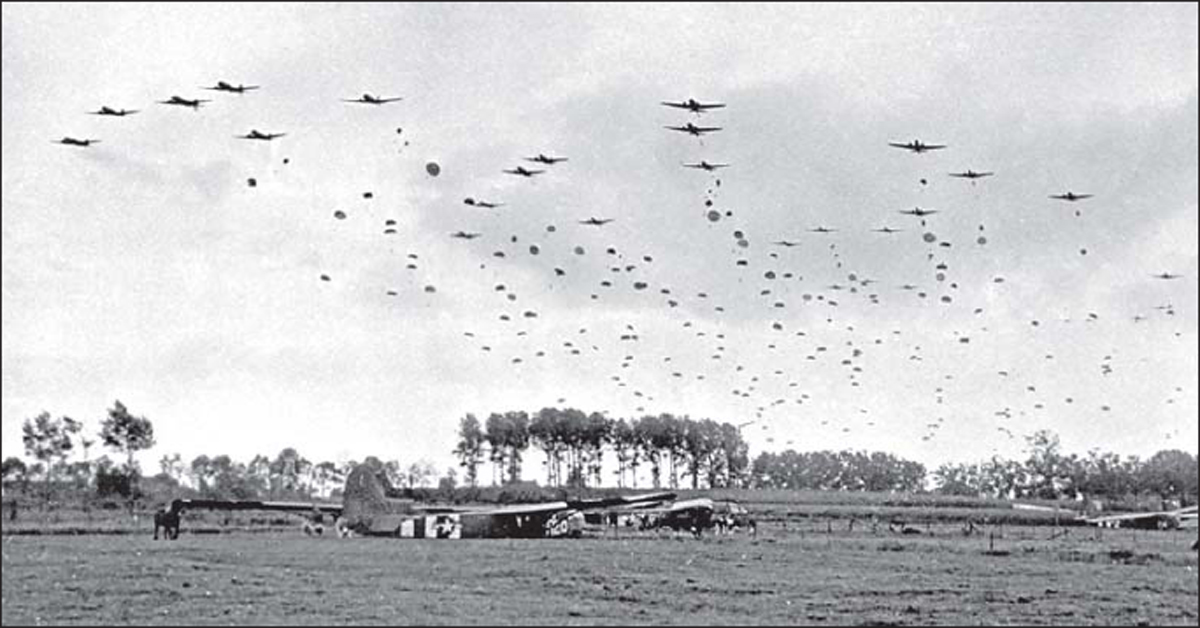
[3,523,1197,625]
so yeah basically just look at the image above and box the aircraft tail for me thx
[339,463,415,533]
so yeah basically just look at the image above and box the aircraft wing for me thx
[1083,507,1195,529]
[566,491,678,511]
[170,498,343,517]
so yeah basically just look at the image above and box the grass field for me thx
[3,524,1196,625]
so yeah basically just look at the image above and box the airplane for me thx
[524,154,568,165]
[1152,272,1182,280]
[464,198,504,209]
[1049,192,1093,201]
[665,122,722,136]
[503,166,545,177]
[580,217,615,226]
[54,137,100,147]
[872,226,903,234]
[158,95,210,109]
[899,207,938,217]
[808,226,838,233]
[451,231,482,240]
[660,99,725,114]
[888,139,947,153]
[683,161,730,171]
[203,81,259,93]
[90,106,139,117]
[236,129,286,141]
[949,170,993,179]
[342,93,403,105]
[1082,505,1197,531]
[157,463,697,540]
[772,240,800,247]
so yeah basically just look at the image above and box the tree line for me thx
[929,429,1198,507]
[3,401,447,512]
[4,404,1196,512]
[453,409,751,490]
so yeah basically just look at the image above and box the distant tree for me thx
[503,411,531,484]
[530,408,568,486]
[246,454,271,496]
[159,453,185,485]
[610,419,635,488]
[270,448,306,498]
[934,462,980,496]
[382,459,404,490]
[22,411,75,505]
[483,413,510,486]
[313,461,341,498]
[404,460,436,489]
[438,467,458,498]
[189,455,215,496]
[1023,430,1068,499]
[99,401,155,500]
[453,414,486,488]
[2,457,29,495]
[1139,450,1198,505]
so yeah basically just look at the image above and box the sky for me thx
[2,3,1197,484]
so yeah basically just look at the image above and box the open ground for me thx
[3,524,1196,625]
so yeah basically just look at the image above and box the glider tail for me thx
[339,463,415,534]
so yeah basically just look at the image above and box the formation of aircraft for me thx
[888,139,947,153]
[54,77,1192,544]
[158,95,210,109]
[203,81,260,93]
[342,93,403,105]
[660,98,726,114]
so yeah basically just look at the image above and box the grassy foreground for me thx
[3,525,1196,625]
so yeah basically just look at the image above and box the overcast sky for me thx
[3,3,1196,481]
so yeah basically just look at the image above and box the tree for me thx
[404,460,436,489]
[438,467,458,498]
[99,400,156,499]
[270,448,306,498]
[190,455,215,496]
[453,414,486,488]
[1023,430,1067,499]
[22,411,75,505]
[2,457,29,496]
[1139,450,1198,505]
[502,411,531,484]
[159,453,185,485]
